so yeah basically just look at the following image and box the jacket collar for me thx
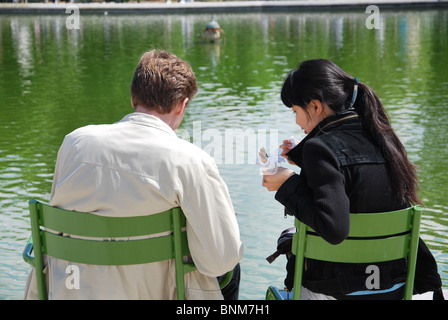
[310,110,359,138]
[287,110,360,167]
[119,112,177,136]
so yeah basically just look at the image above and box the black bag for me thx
[266,227,296,291]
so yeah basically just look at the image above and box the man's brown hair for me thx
[131,50,198,113]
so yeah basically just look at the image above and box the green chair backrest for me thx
[292,206,422,300]
[23,199,196,300]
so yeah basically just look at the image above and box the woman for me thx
[262,59,442,299]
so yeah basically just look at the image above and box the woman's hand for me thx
[279,139,299,165]
[262,167,295,191]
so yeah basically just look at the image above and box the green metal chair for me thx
[23,199,198,300]
[266,206,422,300]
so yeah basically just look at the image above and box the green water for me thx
[0,9,447,300]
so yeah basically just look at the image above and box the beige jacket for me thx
[24,112,243,300]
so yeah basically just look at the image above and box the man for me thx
[24,50,243,300]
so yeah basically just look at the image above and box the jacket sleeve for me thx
[181,160,244,277]
[275,139,350,244]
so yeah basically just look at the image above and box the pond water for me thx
[0,8,447,300]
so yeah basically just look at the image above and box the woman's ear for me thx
[309,99,323,116]
[309,99,333,119]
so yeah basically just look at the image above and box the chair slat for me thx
[37,202,180,238]
[348,208,413,237]
[41,230,190,265]
[304,208,414,238]
[304,233,410,263]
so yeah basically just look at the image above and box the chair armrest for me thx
[218,270,234,289]
[183,263,197,274]
[23,236,35,267]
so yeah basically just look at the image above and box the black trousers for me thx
[218,263,241,300]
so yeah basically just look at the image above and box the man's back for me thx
[25,112,243,299]
[51,113,213,217]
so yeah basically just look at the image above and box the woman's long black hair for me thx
[281,59,421,205]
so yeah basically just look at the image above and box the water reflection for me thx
[0,9,447,299]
